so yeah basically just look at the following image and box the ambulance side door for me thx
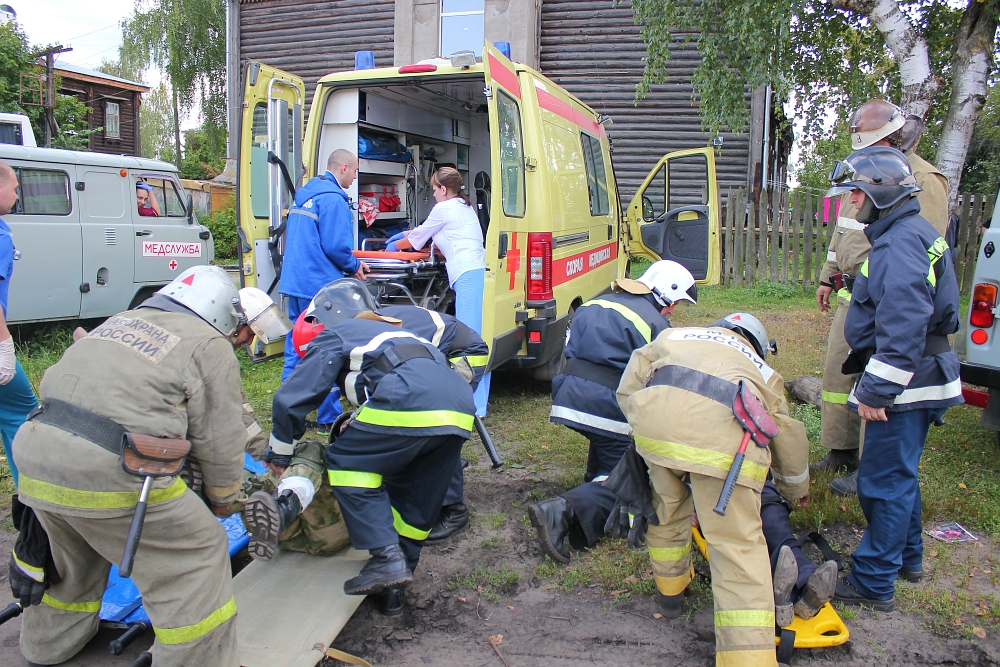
[625,147,720,284]
[238,61,305,358]
[132,174,207,285]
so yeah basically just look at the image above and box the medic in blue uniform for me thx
[531,260,697,563]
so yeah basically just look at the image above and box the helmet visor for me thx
[249,304,292,344]
[828,159,855,184]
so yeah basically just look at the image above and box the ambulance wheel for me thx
[129,285,161,309]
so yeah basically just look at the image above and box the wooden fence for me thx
[720,189,997,295]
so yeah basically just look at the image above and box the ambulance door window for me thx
[642,165,666,221]
[496,91,525,218]
[133,175,206,285]
[666,154,709,210]
[250,104,269,218]
[580,132,609,216]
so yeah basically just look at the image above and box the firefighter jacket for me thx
[844,196,963,412]
[820,150,949,300]
[550,283,671,441]
[617,327,810,501]
[271,316,476,448]
[13,308,246,518]
[279,173,361,301]
[380,305,490,389]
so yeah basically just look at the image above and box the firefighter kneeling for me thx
[614,314,810,667]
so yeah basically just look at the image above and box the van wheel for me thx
[128,286,162,310]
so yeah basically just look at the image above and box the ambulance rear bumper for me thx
[489,311,570,372]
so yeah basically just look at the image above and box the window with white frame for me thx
[440,0,484,58]
[105,101,121,139]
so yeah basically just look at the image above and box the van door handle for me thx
[498,232,508,259]
[135,230,152,237]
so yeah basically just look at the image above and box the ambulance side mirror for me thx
[642,196,654,221]
[186,192,194,225]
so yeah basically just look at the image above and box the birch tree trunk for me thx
[935,1,1000,209]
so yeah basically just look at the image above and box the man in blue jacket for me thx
[280,149,369,428]
[826,146,963,611]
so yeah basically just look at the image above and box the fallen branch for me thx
[488,635,512,667]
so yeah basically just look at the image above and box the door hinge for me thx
[79,282,91,293]
[524,156,537,172]
[483,86,493,99]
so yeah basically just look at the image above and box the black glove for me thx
[9,496,60,608]
[602,443,659,527]
[604,499,648,548]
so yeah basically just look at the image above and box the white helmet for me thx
[238,287,292,344]
[637,260,698,307]
[158,265,243,337]
[711,312,777,359]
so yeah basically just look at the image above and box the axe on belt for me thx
[713,380,780,516]
[118,433,192,578]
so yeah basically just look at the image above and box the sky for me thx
[13,0,134,71]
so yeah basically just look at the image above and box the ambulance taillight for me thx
[971,283,997,330]
[527,232,553,301]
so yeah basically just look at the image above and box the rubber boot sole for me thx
[528,504,570,564]
[244,491,281,562]
[773,545,798,628]
[344,573,414,596]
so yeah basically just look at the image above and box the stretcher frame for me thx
[353,244,452,312]
[690,523,850,655]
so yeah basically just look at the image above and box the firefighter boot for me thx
[794,560,838,620]
[426,502,470,544]
[344,543,414,595]
[244,489,301,561]
[528,496,575,564]
[830,470,858,497]
[656,592,685,619]
[773,545,798,628]
[374,587,404,618]
[810,449,859,473]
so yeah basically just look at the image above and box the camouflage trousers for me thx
[233,440,350,556]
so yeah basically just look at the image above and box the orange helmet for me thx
[291,304,325,357]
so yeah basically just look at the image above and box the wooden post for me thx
[956,194,973,293]
[962,194,982,293]
[771,197,780,282]
[746,199,756,286]
[818,204,833,284]
[780,190,789,284]
[734,191,744,287]
[758,199,768,283]
[803,193,813,288]
[724,190,735,287]
[792,191,800,284]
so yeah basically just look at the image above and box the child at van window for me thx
[393,167,490,416]
[136,181,161,217]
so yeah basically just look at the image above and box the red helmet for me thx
[292,304,325,357]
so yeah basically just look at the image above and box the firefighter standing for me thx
[815,100,949,499]
[826,146,962,609]
[267,280,475,604]
[531,260,697,563]
[7,266,286,667]
[617,314,810,667]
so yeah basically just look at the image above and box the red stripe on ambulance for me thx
[488,54,521,99]
[552,242,618,286]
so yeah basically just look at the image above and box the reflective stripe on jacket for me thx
[844,197,963,412]
[550,290,670,440]
[617,327,810,500]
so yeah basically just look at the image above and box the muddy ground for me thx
[1,450,998,665]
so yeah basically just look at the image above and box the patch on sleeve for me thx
[666,328,774,381]
[85,316,182,364]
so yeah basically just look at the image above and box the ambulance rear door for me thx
[625,147,721,284]
[482,42,529,370]
[238,61,305,358]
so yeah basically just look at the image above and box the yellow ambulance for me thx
[237,43,720,378]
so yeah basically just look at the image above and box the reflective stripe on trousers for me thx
[18,475,187,510]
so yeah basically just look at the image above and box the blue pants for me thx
[282,295,341,424]
[761,481,814,595]
[848,407,944,599]
[454,269,490,417]
[0,360,39,487]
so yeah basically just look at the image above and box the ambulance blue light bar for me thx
[355,51,375,70]
[493,41,512,60]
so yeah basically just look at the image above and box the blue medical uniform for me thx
[0,218,39,486]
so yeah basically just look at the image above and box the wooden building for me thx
[227,0,786,202]
[53,60,150,157]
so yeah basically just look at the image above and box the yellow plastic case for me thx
[691,524,850,649]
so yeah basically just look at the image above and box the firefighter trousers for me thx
[327,426,465,571]
[644,464,777,667]
[562,431,630,547]
[822,297,862,452]
[20,490,238,667]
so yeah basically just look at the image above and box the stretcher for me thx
[353,243,451,311]
[690,523,849,662]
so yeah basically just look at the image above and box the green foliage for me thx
[794,119,854,194]
[0,22,39,113]
[49,95,99,150]
[448,564,520,602]
[181,124,226,179]
[200,194,237,262]
[140,83,177,163]
[959,82,1000,195]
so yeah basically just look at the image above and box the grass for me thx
[447,563,520,602]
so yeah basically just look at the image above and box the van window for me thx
[12,168,71,215]
[137,177,187,217]
[497,91,525,218]
[667,154,709,210]
[580,132,609,216]
[0,123,23,146]
[250,103,269,218]
[642,165,666,221]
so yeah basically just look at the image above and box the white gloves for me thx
[0,337,15,386]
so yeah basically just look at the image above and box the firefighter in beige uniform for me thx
[617,314,810,667]
[814,100,949,484]
[8,267,287,667]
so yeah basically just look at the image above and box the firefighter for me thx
[7,266,287,667]
[530,260,696,563]
[826,146,962,609]
[266,279,476,607]
[815,100,949,499]
[616,314,810,667]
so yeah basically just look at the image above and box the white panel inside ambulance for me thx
[628,150,717,281]
[316,77,492,315]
